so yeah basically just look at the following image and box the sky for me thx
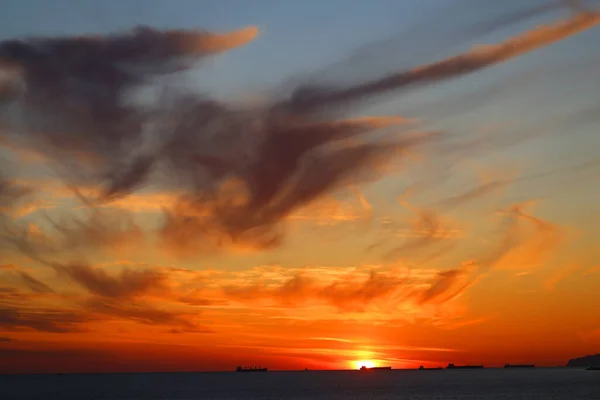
[1,0,600,374]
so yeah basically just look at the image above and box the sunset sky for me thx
[1,0,600,374]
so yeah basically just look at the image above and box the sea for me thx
[2,368,599,400]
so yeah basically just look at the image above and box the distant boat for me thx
[586,366,600,371]
[504,364,535,368]
[419,365,443,370]
[447,363,484,369]
[360,366,392,371]
[236,366,267,372]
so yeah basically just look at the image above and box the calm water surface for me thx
[2,368,599,400]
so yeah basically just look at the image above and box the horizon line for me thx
[2,365,582,376]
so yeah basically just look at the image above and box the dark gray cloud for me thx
[83,298,206,331]
[0,5,597,259]
[285,11,600,111]
[0,176,33,217]
[15,270,55,294]
[0,306,90,333]
[53,263,169,298]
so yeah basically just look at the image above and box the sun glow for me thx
[354,360,376,370]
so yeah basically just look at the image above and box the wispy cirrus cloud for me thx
[493,201,566,272]
[216,263,473,315]
[13,270,55,294]
[0,262,211,333]
[0,305,91,333]
[53,263,169,299]
[82,298,206,331]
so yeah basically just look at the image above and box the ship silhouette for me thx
[236,365,267,372]
[504,364,535,368]
[419,365,443,370]
[446,363,484,369]
[360,366,392,370]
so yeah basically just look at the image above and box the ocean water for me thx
[2,368,599,400]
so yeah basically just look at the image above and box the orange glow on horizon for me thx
[354,360,376,370]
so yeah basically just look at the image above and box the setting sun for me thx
[354,360,376,370]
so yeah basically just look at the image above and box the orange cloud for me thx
[418,262,477,305]
[584,265,600,275]
[99,192,179,213]
[0,263,212,334]
[544,264,585,290]
[494,202,566,272]
[288,190,374,225]
[385,200,463,260]
[219,264,471,316]
[176,26,259,53]
[0,261,478,330]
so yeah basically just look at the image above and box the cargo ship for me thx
[446,363,484,369]
[360,366,392,371]
[236,366,267,372]
[504,364,535,368]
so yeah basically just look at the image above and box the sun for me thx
[354,360,376,370]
